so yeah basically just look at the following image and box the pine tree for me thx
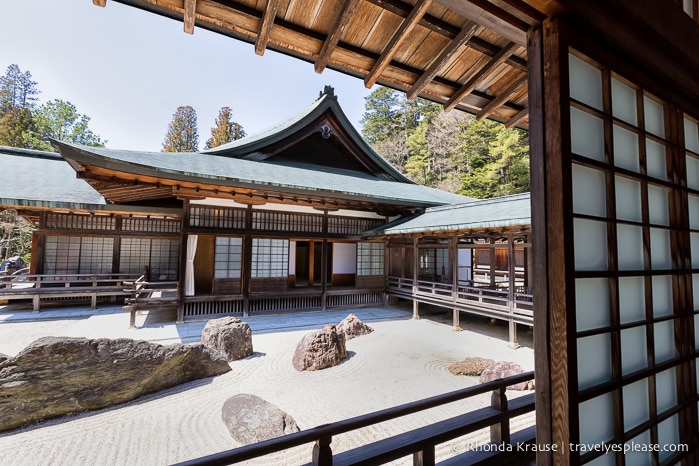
[162,106,199,152]
[0,64,39,117]
[204,106,246,149]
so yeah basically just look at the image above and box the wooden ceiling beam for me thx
[315,0,361,73]
[435,0,527,45]
[255,0,281,56]
[93,0,107,6]
[364,0,434,88]
[505,107,528,129]
[184,0,197,34]
[406,20,478,100]
[476,74,527,120]
[444,41,517,112]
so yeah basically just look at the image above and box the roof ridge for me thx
[424,192,530,212]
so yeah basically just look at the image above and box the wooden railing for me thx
[123,275,179,328]
[175,371,535,466]
[386,276,534,326]
[0,273,141,311]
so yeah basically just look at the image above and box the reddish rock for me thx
[479,361,533,390]
[292,324,347,371]
[337,313,374,340]
[448,357,496,376]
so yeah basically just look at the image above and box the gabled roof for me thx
[364,192,531,236]
[202,86,411,182]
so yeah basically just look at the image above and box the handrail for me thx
[175,371,535,466]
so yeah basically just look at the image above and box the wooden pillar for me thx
[412,236,419,319]
[507,233,518,348]
[525,234,533,294]
[451,236,461,331]
[176,201,189,323]
[321,213,329,310]
[489,237,496,288]
[242,205,253,317]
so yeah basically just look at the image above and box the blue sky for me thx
[0,0,375,151]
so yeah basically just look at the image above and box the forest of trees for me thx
[0,64,105,151]
[360,87,529,198]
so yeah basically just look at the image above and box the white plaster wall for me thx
[333,243,357,274]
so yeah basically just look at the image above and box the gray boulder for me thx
[337,313,374,340]
[0,353,8,364]
[222,394,300,445]
[479,361,533,390]
[292,324,347,371]
[201,317,253,362]
[0,336,231,432]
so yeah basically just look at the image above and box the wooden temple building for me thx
[0,87,532,343]
[7,0,699,463]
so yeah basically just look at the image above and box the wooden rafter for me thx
[505,107,528,129]
[444,41,517,112]
[183,0,197,34]
[435,0,527,45]
[476,74,527,120]
[364,0,434,88]
[255,0,281,56]
[315,0,361,74]
[93,0,107,6]
[406,20,478,100]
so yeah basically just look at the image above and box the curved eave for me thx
[52,140,468,210]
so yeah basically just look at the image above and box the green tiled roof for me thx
[54,141,472,208]
[364,193,531,235]
[0,146,106,207]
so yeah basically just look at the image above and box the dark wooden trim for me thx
[314,0,361,73]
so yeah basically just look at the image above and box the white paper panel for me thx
[626,430,652,466]
[648,185,669,226]
[569,54,603,110]
[644,96,665,138]
[694,274,699,309]
[611,78,637,125]
[685,117,699,153]
[615,176,642,222]
[586,453,615,466]
[692,233,699,269]
[658,415,680,461]
[621,325,648,375]
[578,333,613,389]
[687,154,699,190]
[619,276,645,324]
[684,0,694,17]
[695,314,699,350]
[646,139,667,180]
[576,278,610,331]
[572,164,607,217]
[689,195,699,230]
[623,378,650,430]
[652,275,673,317]
[656,367,677,413]
[571,107,605,161]
[650,228,671,270]
[613,125,640,172]
[579,393,615,445]
[654,320,676,363]
[617,224,644,270]
[575,218,608,271]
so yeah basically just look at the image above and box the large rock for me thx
[0,336,231,432]
[201,317,253,362]
[222,394,300,445]
[0,353,8,364]
[448,357,496,376]
[337,313,374,340]
[479,361,533,390]
[292,324,347,371]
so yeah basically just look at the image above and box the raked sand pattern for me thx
[0,305,534,465]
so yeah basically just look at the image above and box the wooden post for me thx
[451,236,461,331]
[507,233,518,348]
[489,237,496,288]
[490,387,510,444]
[242,205,253,317]
[176,201,189,323]
[321,212,328,310]
[412,237,419,319]
[312,435,333,466]
[413,447,435,466]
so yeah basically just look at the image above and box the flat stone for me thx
[448,357,496,376]
[479,361,532,390]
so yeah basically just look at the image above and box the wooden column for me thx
[242,205,253,317]
[529,20,574,465]
[489,237,496,288]
[507,233,518,348]
[412,236,419,319]
[176,201,189,323]
[451,236,461,331]
[321,212,329,310]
